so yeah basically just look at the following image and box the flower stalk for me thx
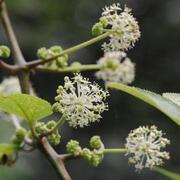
[26,32,111,69]
[103,148,128,154]
[35,64,102,73]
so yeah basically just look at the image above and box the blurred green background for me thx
[0,0,180,179]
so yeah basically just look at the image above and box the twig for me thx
[26,32,110,69]
[38,137,72,180]
[59,154,80,162]
[0,2,25,65]
[0,2,31,94]
[35,64,102,74]
[40,114,66,138]
[0,60,18,74]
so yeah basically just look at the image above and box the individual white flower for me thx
[53,74,109,128]
[95,51,135,84]
[101,3,140,51]
[125,125,170,171]
[162,93,180,106]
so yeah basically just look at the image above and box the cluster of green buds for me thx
[0,45,10,58]
[92,17,108,36]
[35,120,61,146]
[11,128,27,146]
[37,46,68,68]
[66,136,104,167]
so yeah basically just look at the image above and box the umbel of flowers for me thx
[125,126,170,171]
[96,51,135,84]
[92,3,141,52]
[53,74,109,128]
[65,125,170,171]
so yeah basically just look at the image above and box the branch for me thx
[38,137,72,180]
[59,154,80,162]
[0,60,18,73]
[0,2,31,94]
[0,2,25,65]
[26,32,110,69]
[58,148,128,162]
[35,64,102,74]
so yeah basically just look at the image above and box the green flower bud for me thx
[0,46,10,58]
[46,120,56,129]
[90,150,104,167]
[66,140,82,156]
[92,22,104,36]
[16,128,27,140]
[90,136,103,149]
[37,47,48,59]
[35,122,48,135]
[50,46,63,53]
[37,46,68,68]
[99,17,108,28]
[11,128,27,145]
[48,133,61,146]
[11,135,22,145]
[81,148,92,161]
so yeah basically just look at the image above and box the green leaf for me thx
[163,93,180,107]
[107,82,180,126]
[0,94,53,123]
[154,167,180,180]
[0,144,18,158]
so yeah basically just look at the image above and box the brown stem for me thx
[0,2,25,65]
[0,60,18,73]
[26,32,110,69]
[59,154,80,162]
[38,137,72,180]
[0,2,31,93]
[18,70,31,94]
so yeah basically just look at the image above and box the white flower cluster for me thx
[53,74,109,128]
[95,51,135,84]
[125,126,170,171]
[101,3,140,51]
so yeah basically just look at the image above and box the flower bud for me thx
[92,22,104,36]
[66,140,82,156]
[90,150,104,167]
[81,148,92,161]
[0,46,10,58]
[90,136,103,149]
[48,133,61,146]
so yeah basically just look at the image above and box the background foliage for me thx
[0,0,180,179]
